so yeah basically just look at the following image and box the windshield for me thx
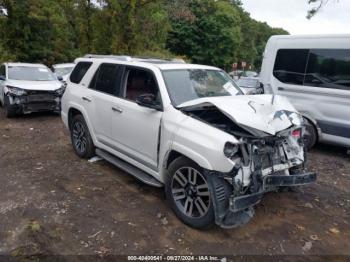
[8,66,57,81]
[54,67,74,77]
[162,69,242,106]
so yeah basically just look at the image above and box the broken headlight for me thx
[5,85,27,96]
[55,85,66,96]
[224,142,239,158]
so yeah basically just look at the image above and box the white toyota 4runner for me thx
[61,55,317,229]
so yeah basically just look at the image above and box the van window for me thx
[273,49,309,85]
[89,63,122,96]
[305,49,350,91]
[70,62,92,84]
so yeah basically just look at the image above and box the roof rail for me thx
[84,54,132,61]
[83,54,186,64]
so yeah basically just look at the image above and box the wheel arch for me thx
[163,146,213,172]
[68,107,83,130]
[67,105,97,144]
[301,113,320,142]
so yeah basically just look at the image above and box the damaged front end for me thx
[180,97,317,228]
[206,132,316,228]
[4,85,64,114]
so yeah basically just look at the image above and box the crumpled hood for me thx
[177,95,302,135]
[6,79,62,91]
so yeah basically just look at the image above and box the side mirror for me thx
[57,75,64,81]
[0,75,5,81]
[136,94,162,111]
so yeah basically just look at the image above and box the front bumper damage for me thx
[206,133,317,229]
[7,90,61,114]
[231,172,317,212]
[207,171,317,229]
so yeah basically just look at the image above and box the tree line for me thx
[0,0,288,70]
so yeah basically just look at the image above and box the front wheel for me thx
[303,118,317,150]
[165,157,215,229]
[4,95,18,118]
[70,114,95,159]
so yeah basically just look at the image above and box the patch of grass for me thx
[28,220,41,232]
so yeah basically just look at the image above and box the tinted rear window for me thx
[89,63,122,96]
[273,49,309,85]
[305,49,350,91]
[70,62,92,84]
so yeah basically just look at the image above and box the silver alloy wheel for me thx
[72,122,87,154]
[171,167,211,218]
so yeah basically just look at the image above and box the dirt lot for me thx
[0,109,349,259]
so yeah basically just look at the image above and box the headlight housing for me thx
[5,86,27,96]
[55,85,66,96]
[224,142,239,158]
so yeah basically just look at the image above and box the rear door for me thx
[86,63,124,144]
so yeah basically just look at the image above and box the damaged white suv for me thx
[61,55,317,229]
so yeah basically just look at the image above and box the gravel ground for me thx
[0,110,349,260]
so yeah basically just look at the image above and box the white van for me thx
[260,34,350,149]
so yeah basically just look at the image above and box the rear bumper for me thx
[230,172,317,212]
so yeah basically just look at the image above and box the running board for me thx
[95,148,163,187]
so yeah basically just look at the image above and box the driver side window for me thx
[124,67,161,104]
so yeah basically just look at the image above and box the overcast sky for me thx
[241,0,350,35]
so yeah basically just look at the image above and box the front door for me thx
[110,66,163,171]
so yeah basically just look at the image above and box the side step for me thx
[95,148,163,187]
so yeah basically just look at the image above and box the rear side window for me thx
[70,62,92,84]
[273,49,309,85]
[89,63,122,96]
[305,49,350,91]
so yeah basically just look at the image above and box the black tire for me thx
[165,157,215,229]
[70,114,95,159]
[303,118,317,150]
[4,95,18,118]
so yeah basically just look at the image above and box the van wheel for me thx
[165,157,215,229]
[70,114,95,159]
[4,95,17,118]
[303,118,317,150]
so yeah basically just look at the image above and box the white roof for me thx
[7,63,47,68]
[53,63,75,68]
[270,34,350,40]
[156,63,219,71]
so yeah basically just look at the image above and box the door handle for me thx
[278,87,285,91]
[82,96,92,102]
[112,106,123,113]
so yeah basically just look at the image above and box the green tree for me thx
[167,0,242,69]
[0,0,79,64]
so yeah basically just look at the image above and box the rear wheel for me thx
[70,114,95,159]
[303,118,317,150]
[4,95,18,118]
[165,157,215,229]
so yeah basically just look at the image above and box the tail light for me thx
[292,129,302,138]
